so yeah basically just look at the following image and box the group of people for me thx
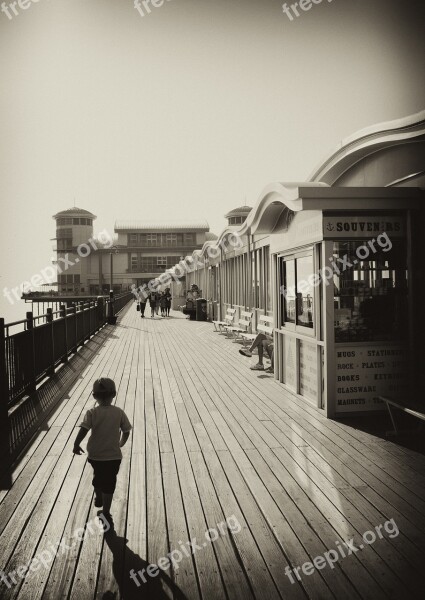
[137,288,172,318]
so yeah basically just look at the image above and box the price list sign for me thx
[335,344,408,413]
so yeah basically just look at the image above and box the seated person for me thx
[239,333,274,373]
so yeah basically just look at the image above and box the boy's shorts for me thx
[88,459,121,494]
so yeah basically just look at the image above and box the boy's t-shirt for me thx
[79,405,132,461]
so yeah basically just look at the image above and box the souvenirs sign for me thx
[323,216,405,239]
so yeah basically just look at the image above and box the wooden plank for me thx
[152,332,227,600]
[144,332,173,599]
[161,452,200,599]
[201,450,283,600]
[247,446,415,599]
[188,451,255,600]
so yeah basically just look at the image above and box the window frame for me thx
[279,247,316,338]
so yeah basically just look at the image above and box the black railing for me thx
[1,292,133,408]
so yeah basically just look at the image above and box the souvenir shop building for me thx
[166,111,425,418]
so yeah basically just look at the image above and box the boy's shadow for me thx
[101,526,188,600]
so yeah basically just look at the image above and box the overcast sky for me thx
[1,0,424,321]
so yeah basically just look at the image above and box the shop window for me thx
[255,249,262,309]
[333,240,407,342]
[264,246,271,312]
[282,259,296,324]
[281,251,314,331]
[157,256,167,266]
[296,255,314,329]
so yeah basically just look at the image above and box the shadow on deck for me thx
[1,304,425,599]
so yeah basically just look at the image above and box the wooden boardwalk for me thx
[1,304,425,600]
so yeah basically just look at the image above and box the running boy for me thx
[72,378,132,521]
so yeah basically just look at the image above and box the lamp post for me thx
[108,246,119,324]
[110,245,119,290]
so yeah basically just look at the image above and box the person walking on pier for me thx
[159,291,168,317]
[138,291,147,318]
[164,287,172,317]
[72,378,132,523]
[148,290,158,318]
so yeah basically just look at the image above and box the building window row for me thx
[128,232,196,247]
[58,274,81,284]
[228,216,245,225]
[57,217,93,226]
[57,239,73,251]
[129,254,181,272]
[56,228,73,239]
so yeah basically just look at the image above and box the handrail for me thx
[1,291,133,407]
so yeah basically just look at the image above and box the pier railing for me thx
[1,292,133,408]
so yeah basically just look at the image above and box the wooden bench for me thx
[213,308,236,333]
[223,311,253,340]
[240,314,274,347]
[378,395,425,437]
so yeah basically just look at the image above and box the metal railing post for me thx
[46,308,55,376]
[26,312,37,394]
[60,304,68,362]
[97,296,104,330]
[108,290,116,324]
[71,303,78,352]
[0,318,9,410]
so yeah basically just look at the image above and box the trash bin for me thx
[196,298,207,321]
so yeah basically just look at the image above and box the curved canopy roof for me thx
[309,109,425,185]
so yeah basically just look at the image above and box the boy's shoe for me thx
[94,494,103,508]
[265,366,274,374]
[97,510,114,530]
[239,349,253,357]
[250,363,264,370]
